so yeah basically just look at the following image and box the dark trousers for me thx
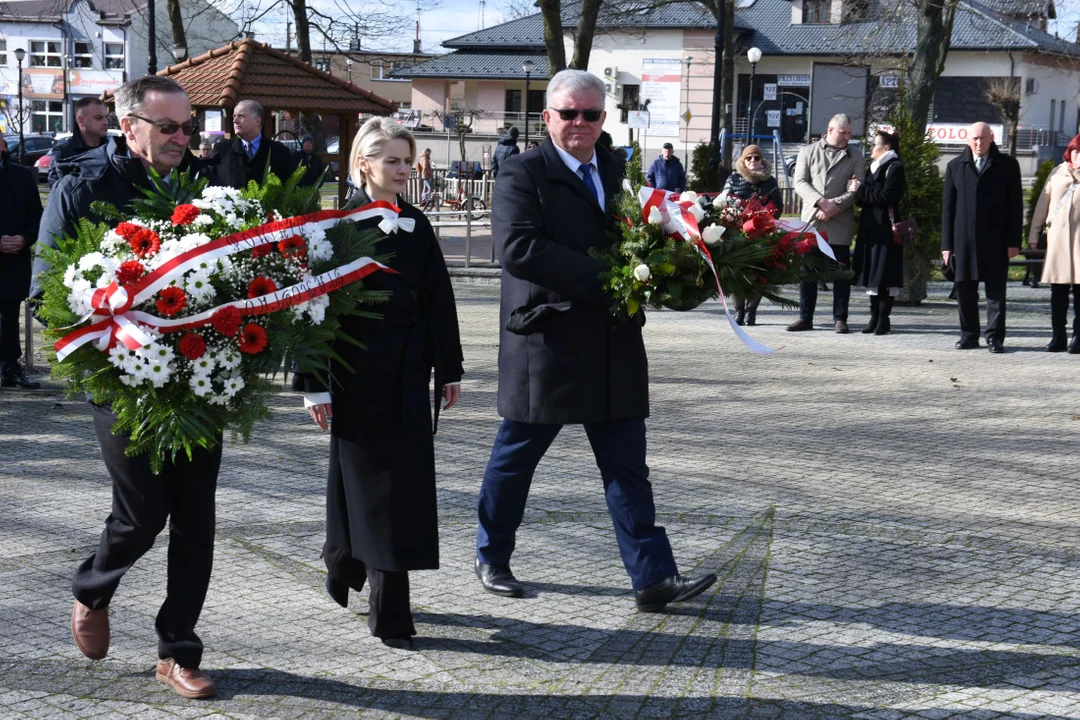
[799,244,851,322]
[955,277,1007,345]
[1050,284,1080,336]
[323,450,416,640]
[72,404,221,669]
[0,300,22,375]
[476,418,678,591]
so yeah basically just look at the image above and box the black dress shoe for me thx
[475,558,524,598]
[987,339,1005,354]
[954,340,979,350]
[635,573,717,613]
[1070,336,1080,354]
[1047,335,1067,352]
[380,637,416,651]
[0,370,41,389]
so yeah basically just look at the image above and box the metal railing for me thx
[426,208,494,268]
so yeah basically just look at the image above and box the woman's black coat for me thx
[491,139,648,425]
[941,144,1023,283]
[0,155,42,303]
[853,156,905,289]
[293,195,463,572]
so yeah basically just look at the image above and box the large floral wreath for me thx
[35,170,399,471]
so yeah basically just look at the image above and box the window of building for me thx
[30,40,62,67]
[620,84,640,123]
[505,89,521,114]
[1051,99,1057,132]
[371,60,385,79]
[31,100,64,132]
[802,0,832,23]
[104,43,124,70]
[314,58,330,72]
[73,41,93,68]
[1061,99,1067,135]
[371,60,407,81]
[0,40,7,65]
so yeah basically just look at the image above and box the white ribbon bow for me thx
[378,216,416,235]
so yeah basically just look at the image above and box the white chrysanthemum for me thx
[119,373,142,387]
[145,361,172,388]
[179,233,212,251]
[223,375,246,397]
[108,345,130,369]
[100,230,127,254]
[190,354,216,375]
[189,374,213,397]
[63,265,83,288]
[206,393,230,406]
[185,270,217,305]
[191,214,214,227]
[78,252,108,272]
[217,351,241,371]
[136,343,175,366]
[307,234,332,262]
[306,295,329,325]
[67,278,94,316]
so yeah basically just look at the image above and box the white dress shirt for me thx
[552,143,604,211]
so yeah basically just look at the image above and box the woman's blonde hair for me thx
[348,117,417,188]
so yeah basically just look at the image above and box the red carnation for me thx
[238,323,268,354]
[116,260,145,285]
[115,222,142,239]
[129,228,161,258]
[278,235,307,258]
[211,306,243,337]
[251,244,273,259]
[156,286,187,317]
[794,238,816,256]
[178,333,207,360]
[248,275,278,299]
[171,203,201,226]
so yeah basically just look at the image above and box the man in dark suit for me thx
[0,136,43,389]
[473,70,716,612]
[942,122,1023,353]
[211,99,293,189]
[47,97,111,188]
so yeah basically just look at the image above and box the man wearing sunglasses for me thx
[475,69,716,613]
[34,75,222,701]
[212,99,294,190]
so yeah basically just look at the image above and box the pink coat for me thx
[1029,162,1080,284]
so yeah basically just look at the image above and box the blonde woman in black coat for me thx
[851,129,905,334]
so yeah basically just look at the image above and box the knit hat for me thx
[741,144,764,161]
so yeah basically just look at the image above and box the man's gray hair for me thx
[236,99,265,123]
[828,113,852,128]
[546,69,605,107]
[114,76,186,119]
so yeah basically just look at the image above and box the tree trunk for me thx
[721,0,735,168]
[166,0,187,60]
[289,0,325,152]
[904,0,958,136]
[570,0,603,70]
[539,0,567,73]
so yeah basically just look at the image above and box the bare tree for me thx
[167,0,189,59]
[983,77,1020,155]
[499,0,538,20]
[904,0,959,136]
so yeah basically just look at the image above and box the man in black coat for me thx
[291,134,326,187]
[942,122,1023,353]
[473,70,716,612]
[211,99,294,189]
[34,76,221,700]
[0,137,43,389]
[491,125,519,178]
[47,97,111,188]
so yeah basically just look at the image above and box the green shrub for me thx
[627,140,645,187]
[687,142,724,192]
[1024,158,1055,247]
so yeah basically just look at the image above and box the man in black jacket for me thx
[473,70,716,612]
[942,122,1023,353]
[292,134,326,187]
[47,97,110,188]
[35,76,221,700]
[0,136,43,389]
[491,125,519,178]
[212,99,294,189]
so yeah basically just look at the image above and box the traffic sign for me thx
[682,108,692,123]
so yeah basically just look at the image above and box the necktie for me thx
[246,142,255,159]
[976,156,984,174]
[579,163,601,205]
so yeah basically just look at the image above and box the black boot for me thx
[1047,334,1067,352]
[733,297,746,326]
[862,295,880,334]
[1070,335,1080,355]
[875,295,894,335]
[745,296,761,326]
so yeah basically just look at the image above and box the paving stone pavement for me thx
[2,282,1080,719]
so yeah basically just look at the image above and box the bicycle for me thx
[420,181,487,219]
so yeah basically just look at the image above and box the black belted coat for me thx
[941,144,1023,283]
[0,155,42,304]
[292,192,463,572]
[492,139,648,425]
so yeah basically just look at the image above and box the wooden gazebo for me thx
[139,38,397,204]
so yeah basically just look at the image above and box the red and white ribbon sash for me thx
[777,218,834,260]
[638,187,777,355]
[54,201,401,362]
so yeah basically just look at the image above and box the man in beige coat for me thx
[789,113,865,333]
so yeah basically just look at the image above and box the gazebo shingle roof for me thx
[152,38,397,114]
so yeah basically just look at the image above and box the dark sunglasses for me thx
[550,108,603,122]
[128,114,197,136]
[745,155,762,161]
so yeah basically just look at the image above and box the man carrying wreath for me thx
[33,76,221,699]
[473,69,716,611]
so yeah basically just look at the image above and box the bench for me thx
[1010,248,1046,286]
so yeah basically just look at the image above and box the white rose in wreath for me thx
[687,203,705,223]
[702,224,727,245]
[647,206,664,225]
[711,192,730,209]
[679,190,699,204]
[633,264,652,282]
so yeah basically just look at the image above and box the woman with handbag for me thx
[722,145,783,325]
[294,118,465,649]
[851,129,906,334]
[1028,134,1080,353]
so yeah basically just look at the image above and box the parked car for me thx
[33,129,122,181]
[445,160,484,179]
[3,134,55,167]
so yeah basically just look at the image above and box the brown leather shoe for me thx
[71,599,109,660]
[156,658,216,699]
[835,320,850,334]
[786,319,813,332]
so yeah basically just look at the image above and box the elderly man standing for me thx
[212,99,294,189]
[0,136,42,389]
[47,97,111,188]
[473,69,716,613]
[942,122,1022,353]
[789,113,865,333]
[34,76,221,700]
[647,142,687,193]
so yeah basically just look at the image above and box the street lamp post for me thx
[746,47,762,143]
[522,59,535,148]
[14,47,26,165]
[347,57,353,84]
[683,56,692,165]
[147,0,157,74]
